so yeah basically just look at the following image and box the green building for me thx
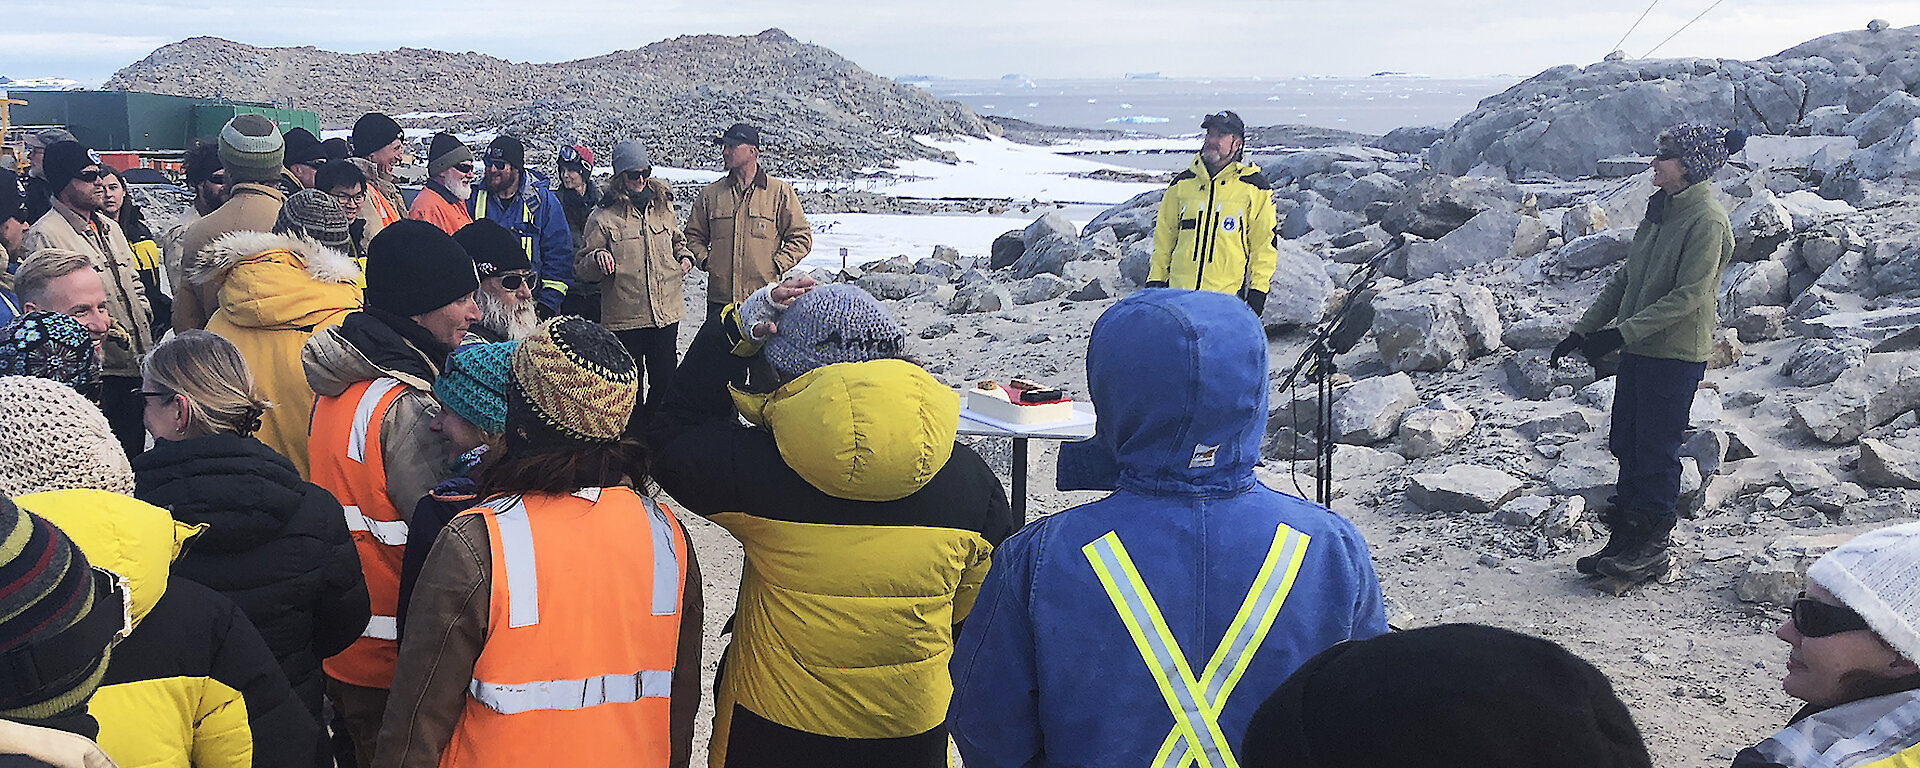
[7,90,318,152]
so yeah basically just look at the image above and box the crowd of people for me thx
[0,106,1909,768]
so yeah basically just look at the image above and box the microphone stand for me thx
[1275,235,1406,506]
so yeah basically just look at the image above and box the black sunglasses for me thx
[485,159,511,170]
[493,273,533,290]
[1793,595,1873,637]
[75,168,103,183]
[453,162,474,174]
[621,170,646,181]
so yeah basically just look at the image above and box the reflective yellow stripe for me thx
[1083,524,1311,768]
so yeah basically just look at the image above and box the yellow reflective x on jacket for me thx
[1148,155,1279,297]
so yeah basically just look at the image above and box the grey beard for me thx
[474,287,539,340]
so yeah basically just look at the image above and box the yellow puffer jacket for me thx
[16,490,316,768]
[1148,154,1279,297]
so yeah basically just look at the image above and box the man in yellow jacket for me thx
[1147,110,1279,314]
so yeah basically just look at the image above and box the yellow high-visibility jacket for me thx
[1148,154,1279,300]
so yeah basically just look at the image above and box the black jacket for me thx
[131,433,370,719]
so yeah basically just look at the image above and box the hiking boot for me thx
[1596,515,1676,582]
[1575,507,1641,575]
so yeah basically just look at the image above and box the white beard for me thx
[475,287,539,340]
[439,173,472,202]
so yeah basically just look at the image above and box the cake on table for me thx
[966,379,1074,425]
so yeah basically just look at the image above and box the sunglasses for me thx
[1793,595,1873,637]
[621,170,647,181]
[1654,151,1680,161]
[453,162,474,174]
[485,159,512,170]
[206,173,227,186]
[75,169,103,183]
[493,272,534,290]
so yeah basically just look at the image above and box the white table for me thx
[958,402,1097,518]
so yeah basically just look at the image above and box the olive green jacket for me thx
[1574,181,1732,363]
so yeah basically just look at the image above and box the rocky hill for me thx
[103,29,992,177]
[1429,23,1920,181]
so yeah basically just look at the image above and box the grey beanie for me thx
[274,189,353,250]
[762,285,907,380]
[218,114,286,183]
[25,129,76,151]
[613,140,651,176]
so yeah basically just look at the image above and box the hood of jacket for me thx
[730,359,958,502]
[14,489,203,630]
[130,434,308,553]
[1088,289,1266,496]
[191,230,362,331]
[302,313,434,399]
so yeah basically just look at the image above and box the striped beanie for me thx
[434,341,517,436]
[0,497,111,721]
[507,318,637,450]
[0,376,134,499]
[218,114,285,184]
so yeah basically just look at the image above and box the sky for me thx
[0,0,1912,86]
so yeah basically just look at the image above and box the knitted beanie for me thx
[363,220,480,317]
[23,129,75,151]
[428,133,473,177]
[0,312,100,401]
[485,135,525,170]
[434,341,518,435]
[283,127,327,168]
[0,376,133,498]
[612,140,651,176]
[351,113,403,158]
[1657,123,1749,184]
[1243,624,1651,768]
[1809,521,1920,664]
[321,138,351,164]
[0,497,111,721]
[274,189,353,250]
[507,317,638,451]
[42,141,97,194]
[218,114,286,184]
[452,219,532,278]
[762,284,907,381]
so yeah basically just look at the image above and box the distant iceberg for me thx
[1125,72,1163,80]
[1106,116,1171,124]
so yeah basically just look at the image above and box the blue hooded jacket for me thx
[950,289,1387,768]
[468,168,575,312]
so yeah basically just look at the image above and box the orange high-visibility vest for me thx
[440,487,688,767]
[369,187,402,228]
[309,377,411,689]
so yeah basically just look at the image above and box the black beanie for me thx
[351,113,403,158]
[0,169,25,224]
[452,219,532,278]
[1242,624,1652,768]
[364,220,481,316]
[284,127,328,167]
[321,138,351,164]
[485,135,525,169]
[42,141,97,195]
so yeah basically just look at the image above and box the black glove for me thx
[1145,280,1169,289]
[1549,332,1584,366]
[1244,290,1267,315]
[1581,327,1624,360]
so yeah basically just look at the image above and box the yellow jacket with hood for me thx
[193,230,363,478]
[1148,154,1279,299]
[15,490,317,768]
[647,317,1017,766]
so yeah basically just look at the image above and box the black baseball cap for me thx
[1202,111,1246,137]
[715,123,761,147]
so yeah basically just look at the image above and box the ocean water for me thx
[914,75,1522,138]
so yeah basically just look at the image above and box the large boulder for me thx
[1504,351,1598,400]
[854,273,939,301]
[1788,307,1920,348]
[1371,278,1502,372]
[1282,199,1363,240]
[989,230,1025,270]
[1372,126,1445,154]
[1081,189,1163,241]
[1118,239,1152,288]
[1012,234,1079,278]
[1009,274,1073,304]
[1330,373,1420,444]
[1261,241,1336,330]
[1408,466,1525,513]
[1719,259,1791,316]
[946,281,1011,314]
[1788,350,1920,444]
[1784,338,1867,386]
[1024,211,1078,247]
[1846,91,1920,147]
[1547,441,1618,507]
[1402,210,1549,279]
[1400,396,1476,457]
[1380,175,1522,239]
[1833,117,1920,184]
[1859,437,1920,489]
[1550,229,1634,271]
[1332,173,1408,213]
[1728,190,1794,262]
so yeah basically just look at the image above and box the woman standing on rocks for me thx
[1733,522,1920,767]
[576,139,694,423]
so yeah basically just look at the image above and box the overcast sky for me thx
[0,0,1912,86]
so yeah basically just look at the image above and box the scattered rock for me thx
[1261,241,1336,329]
[1504,351,1598,400]
[1331,373,1420,444]
[1517,407,1597,440]
[1494,495,1551,527]
[1009,274,1073,305]
[1730,306,1788,343]
[1859,438,1920,488]
[946,281,1011,314]
[1846,90,1920,147]
[1576,377,1616,411]
[1502,316,1572,351]
[1403,210,1549,279]
[1400,396,1476,457]
[919,321,955,340]
[1372,278,1503,372]
[1381,175,1523,239]
[1548,441,1618,507]
[1563,202,1609,239]
[1551,230,1633,271]
[1066,277,1114,302]
[1408,466,1526,513]
[1737,534,1857,604]
[1784,339,1868,387]
[854,272,938,300]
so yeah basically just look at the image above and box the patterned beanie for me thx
[0,376,134,498]
[1656,123,1749,184]
[0,497,112,721]
[507,318,638,451]
[1809,522,1920,664]
[762,284,907,381]
[0,312,101,403]
[434,341,517,436]
[218,114,286,184]
[274,189,353,251]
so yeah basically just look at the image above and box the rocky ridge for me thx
[103,29,990,178]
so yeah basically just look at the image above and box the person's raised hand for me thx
[769,275,816,306]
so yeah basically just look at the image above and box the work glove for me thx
[1581,327,1625,360]
[1549,332,1584,366]
[1145,280,1169,289]
[1244,290,1267,315]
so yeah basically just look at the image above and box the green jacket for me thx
[1574,182,1732,363]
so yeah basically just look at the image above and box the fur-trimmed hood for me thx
[192,231,363,332]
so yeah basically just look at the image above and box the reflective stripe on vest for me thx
[1082,524,1311,768]
[347,379,403,463]
[362,616,399,641]
[343,505,408,546]
[468,669,672,715]
[369,186,401,227]
[474,187,538,265]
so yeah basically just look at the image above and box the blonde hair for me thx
[143,331,273,438]
[14,249,95,307]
